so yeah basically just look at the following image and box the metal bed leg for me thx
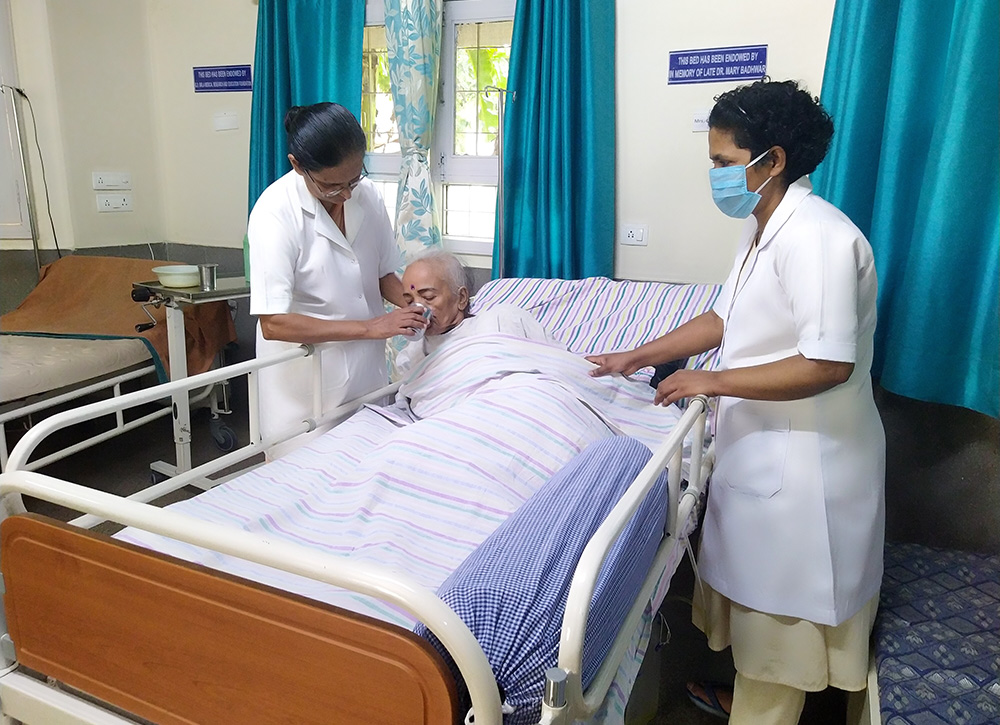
[538,668,569,724]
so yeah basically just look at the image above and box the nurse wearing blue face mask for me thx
[588,80,885,724]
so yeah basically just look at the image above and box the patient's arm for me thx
[587,311,723,376]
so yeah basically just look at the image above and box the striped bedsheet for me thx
[116,335,683,625]
[471,276,722,372]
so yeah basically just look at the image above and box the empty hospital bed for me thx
[0,255,237,471]
[0,275,722,725]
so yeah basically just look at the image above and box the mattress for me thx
[0,334,152,404]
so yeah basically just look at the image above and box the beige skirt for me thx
[692,580,878,692]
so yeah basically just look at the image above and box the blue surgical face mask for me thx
[709,149,773,218]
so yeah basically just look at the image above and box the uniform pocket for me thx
[316,342,351,392]
[716,426,789,499]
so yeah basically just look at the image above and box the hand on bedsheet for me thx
[653,368,718,406]
[585,351,643,377]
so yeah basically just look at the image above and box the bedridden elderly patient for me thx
[395,250,554,373]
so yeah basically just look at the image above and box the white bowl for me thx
[152,265,200,288]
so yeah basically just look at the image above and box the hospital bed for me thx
[0,276,722,725]
[0,255,237,472]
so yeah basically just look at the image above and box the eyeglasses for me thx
[305,165,368,198]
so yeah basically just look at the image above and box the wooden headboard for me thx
[1,514,459,724]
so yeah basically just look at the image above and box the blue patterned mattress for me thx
[875,541,1000,724]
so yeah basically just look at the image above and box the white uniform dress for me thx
[699,178,886,627]
[248,171,401,458]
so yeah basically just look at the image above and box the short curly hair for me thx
[708,80,834,183]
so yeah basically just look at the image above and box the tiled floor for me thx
[11,396,848,725]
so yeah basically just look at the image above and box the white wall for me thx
[6,0,75,250]
[146,0,257,248]
[615,1,835,284]
[46,0,162,249]
[5,0,256,252]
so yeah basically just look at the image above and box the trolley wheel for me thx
[210,419,238,452]
[150,470,169,485]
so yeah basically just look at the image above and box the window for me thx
[452,20,512,157]
[362,2,401,190]
[363,0,515,259]
[368,178,399,220]
[438,3,514,255]
[361,24,398,156]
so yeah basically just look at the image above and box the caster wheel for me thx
[210,420,238,452]
[150,470,169,485]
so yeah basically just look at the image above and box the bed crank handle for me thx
[133,291,161,333]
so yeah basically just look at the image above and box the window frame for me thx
[362,2,401,181]
[364,0,515,258]
[436,0,515,256]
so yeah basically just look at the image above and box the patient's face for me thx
[401,261,469,335]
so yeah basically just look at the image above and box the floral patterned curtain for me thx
[384,0,443,260]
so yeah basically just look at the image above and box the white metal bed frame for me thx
[0,360,160,473]
[0,345,714,725]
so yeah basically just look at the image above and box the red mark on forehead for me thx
[410,284,415,289]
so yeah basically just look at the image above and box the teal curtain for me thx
[384,0,443,260]
[812,0,999,417]
[248,0,366,211]
[493,0,615,279]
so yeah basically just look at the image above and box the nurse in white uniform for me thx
[248,103,426,458]
[587,81,885,724]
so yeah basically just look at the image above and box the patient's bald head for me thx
[401,251,471,336]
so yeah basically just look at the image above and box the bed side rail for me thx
[541,396,714,724]
[3,345,401,528]
[5,346,305,473]
[0,472,505,725]
[0,363,159,473]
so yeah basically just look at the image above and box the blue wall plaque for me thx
[193,65,253,93]
[668,46,767,85]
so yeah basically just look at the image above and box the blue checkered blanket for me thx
[414,436,668,724]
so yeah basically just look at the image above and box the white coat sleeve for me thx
[777,213,861,363]
[247,204,300,316]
